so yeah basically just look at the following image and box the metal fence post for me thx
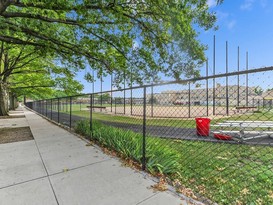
[124,90,126,115]
[151,85,154,117]
[213,35,216,116]
[111,73,113,112]
[115,98,117,114]
[142,86,147,171]
[69,97,72,128]
[246,51,249,107]
[80,100,81,111]
[41,100,45,115]
[237,46,240,107]
[89,94,93,139]
[45,100,47,117]
[188,82,191,118]
[66,98,68,112]
[57,98,60,123]
[206,59,209,116]
[51,99,53,120]
[131,87,133,116]
[226,41,229,116]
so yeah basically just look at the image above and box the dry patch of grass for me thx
[0,127,33,144]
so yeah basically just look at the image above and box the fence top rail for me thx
[35,65,273,101]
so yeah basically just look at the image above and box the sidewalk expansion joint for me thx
[48,158,112,177]
[135,193,159,205]
[0,176,48,190]
[25,114,60,205]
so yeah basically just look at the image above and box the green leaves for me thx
[75,120,181,175]
[0,0,219,83]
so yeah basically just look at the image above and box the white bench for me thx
[211,121,273,141]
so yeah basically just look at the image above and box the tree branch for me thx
[10,1,113,12]
[11,85,53,89]
[11,69,47,75]
[2,11,81,25]
[12,56,40,70]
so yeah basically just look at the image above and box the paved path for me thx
[0,108,193,205]
[39,109,273,145]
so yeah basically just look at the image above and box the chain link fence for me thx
[26,67,273,204]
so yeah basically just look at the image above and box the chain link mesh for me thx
[26,68,273,204]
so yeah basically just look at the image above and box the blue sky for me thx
[77,0,273,93]
[202,0,273,74]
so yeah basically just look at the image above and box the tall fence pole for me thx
[124,71,126,115]
[69,97,72,128]
[45,100,48,117]
[100,71,103,112]
[237,46,240,107]
[226,41,229,116]
[246,51,249,106]
[89,94,93,139]
[111,73,113,112]
[206,59,209,116]
[130,88,133,116]
[115,98,117,114]
[80,100,81,111]
[151,84,154,117]
[51,99,53,120]
[66,98,68,112]
[130,70,133,116]
[57,98,60,123]
[188,82,191,118]
[142,86,147,171]
[38,101,40,113]
[213,35,216,115]
[92,69,95,94]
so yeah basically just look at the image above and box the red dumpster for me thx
[195,118,211,136]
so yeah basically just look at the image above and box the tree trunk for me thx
[0,81,8,116]
[9,93,17,110]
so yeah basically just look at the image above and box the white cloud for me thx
[240,0,255,10]
[227,20,236,30]
[207,0,217,8]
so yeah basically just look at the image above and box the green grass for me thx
[225,109,273,122]
[71,110,196,128]
[168,139,273,204]
[70,108,273,131]
[75,119,273,204]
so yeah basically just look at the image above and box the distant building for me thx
[148,84,262,106]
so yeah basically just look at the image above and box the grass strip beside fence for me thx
[75,120,182,175]
[75,119,273,204]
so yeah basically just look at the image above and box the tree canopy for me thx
[0,0,222,115]
[0,41,83,115]
[0,0,220,81]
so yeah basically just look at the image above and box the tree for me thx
[94,93,111,104]
[0,0,221,115]
[0,41,83,115]
[254,86,263,96]
[0,1,220,77]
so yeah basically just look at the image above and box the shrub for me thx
[75,120,181,175]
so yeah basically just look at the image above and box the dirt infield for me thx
[101,105,248,118]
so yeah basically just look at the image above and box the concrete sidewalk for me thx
[0,108,194,205]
